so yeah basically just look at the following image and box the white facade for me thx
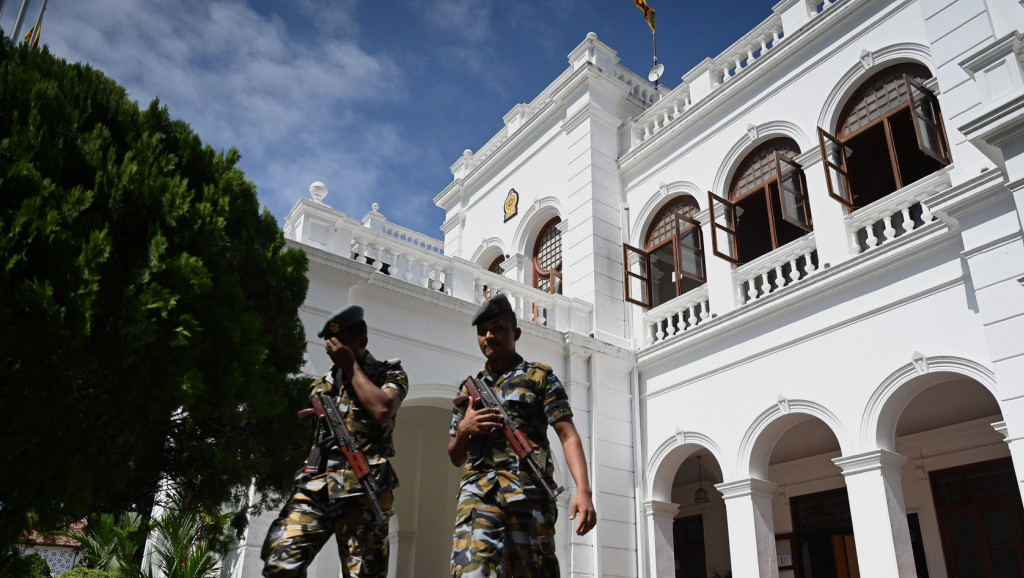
[236,0,1024,576]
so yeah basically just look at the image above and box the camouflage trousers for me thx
[451,484,559,578]
[261,485,393,578]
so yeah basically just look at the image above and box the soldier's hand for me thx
[325,338,356,376]
[463,404,504,436]
[570,490,597,536]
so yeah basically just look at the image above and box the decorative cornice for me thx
[832,449,906,476]
[715,478,777,500]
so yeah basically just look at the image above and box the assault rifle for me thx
[298,392,394,523]
[453,376,565,500]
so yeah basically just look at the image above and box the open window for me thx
[622,195,706,308]
[818,64,950,211]
[709,138,810,264]
[533,217,562,294]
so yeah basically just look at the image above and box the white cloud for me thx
[39,0,420,226]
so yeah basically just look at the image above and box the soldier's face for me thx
[476,315,520,362]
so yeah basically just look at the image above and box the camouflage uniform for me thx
[262,351,408,578]
[449,354,572,578]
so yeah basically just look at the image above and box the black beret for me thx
[471,293,514,326]
[318,305,364,338]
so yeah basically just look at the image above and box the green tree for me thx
[123,490,231,578]
[0,551,52,578]
[61,513,148,573]
[0,35,311,547]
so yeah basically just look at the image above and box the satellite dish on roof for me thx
[648,63,665,83]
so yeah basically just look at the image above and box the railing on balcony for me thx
[285,200,593,335]
[644,285,712,345]
[734,234,820,306]
[845,169,951,255]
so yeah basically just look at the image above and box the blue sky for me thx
[2,0,777,237]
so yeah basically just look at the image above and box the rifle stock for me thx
[298,392,394,524]
[452,376,565,500]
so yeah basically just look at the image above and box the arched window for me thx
[818,64,950,211]
[708,138,811,264]
[623,196,706,308]
[486,254,505,274]
[533,217,562,294]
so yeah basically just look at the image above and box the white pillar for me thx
[644,500,680,578]
[833,449,916,577]
[992,421,1024,505]
[718,478,778,578]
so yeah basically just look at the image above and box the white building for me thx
[234,0,1024,576]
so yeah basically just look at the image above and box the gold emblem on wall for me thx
[504,189,519,222]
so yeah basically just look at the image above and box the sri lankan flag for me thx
[634,0,655,33]
[23,26,41,50]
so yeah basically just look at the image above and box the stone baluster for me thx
[759,271,771,297]
[686,303,699,330]
[882,215,897,243]
[849,231,862,255]
[417,259,431,287]
[773,264,785,291]
[350,238,365,262]
[804,252,817,276]
[655,316,666,342]
[759,35,769,55]
[899,205,916,233]
[864,223,879,249]
[734,55,743,74]
[787,256,802,283]
[746,278,758,302]
[401,254,416,282]
[920,202,934,223]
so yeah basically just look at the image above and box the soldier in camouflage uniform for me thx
[262,305,408,578]
[448,293,596,578]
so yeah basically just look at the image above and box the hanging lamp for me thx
[694,455,710,504]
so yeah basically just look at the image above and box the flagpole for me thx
[28,0,45,48]
[11,0,29,41]
[0,0,8,23]
[652,30,659,88]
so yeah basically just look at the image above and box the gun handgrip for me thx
[297,408,315,419]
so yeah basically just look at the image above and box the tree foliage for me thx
[0,35,311,547]
[61,513,148,573]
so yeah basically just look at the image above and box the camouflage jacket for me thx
[449,354,572,501]
[300,350,408,501]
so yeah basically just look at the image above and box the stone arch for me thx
[712,120,811,195]
[646,430,726,502]
[737,399,852,479]
[510,196,565,259]
[471,238,507,267]
[403,382,460,410]
[631,181,707,247]
[817,42,935,133]
[861,355,998,451]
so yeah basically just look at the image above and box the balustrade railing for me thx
[845,169,951,255]
[286,201,593,335]
[644,286,712,345]
[734,234,819,305]
[711,16,784,86]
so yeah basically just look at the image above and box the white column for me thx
[717,478,778,578]
[992,421,1024,504]
[832,449,916,577]
[644,500,680,578]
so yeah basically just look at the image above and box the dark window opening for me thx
[623,196,706,309]
[820,64,950,212]
[710,138,810,265]
[533,217,563,295]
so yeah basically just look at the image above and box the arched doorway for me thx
[671,453,730,578]
[390,403,463,577]
[890,374,1015,577]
